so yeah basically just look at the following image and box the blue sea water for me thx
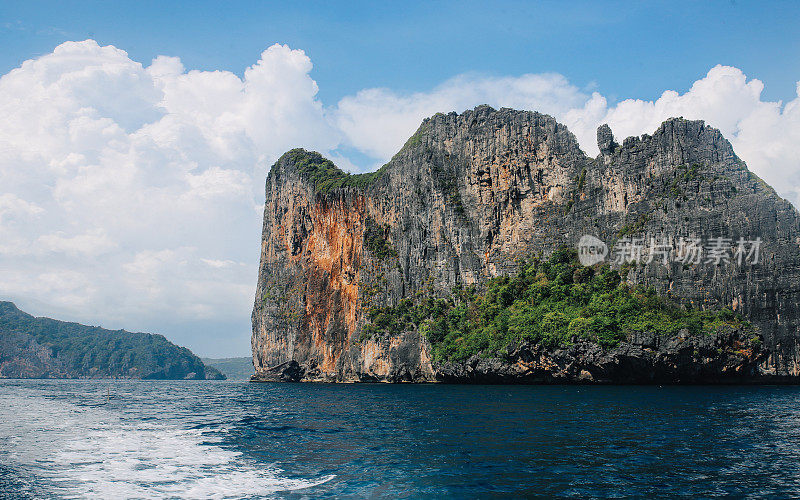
[1,380,800,498]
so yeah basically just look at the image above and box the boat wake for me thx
[0,386,333,499]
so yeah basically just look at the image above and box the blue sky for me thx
[3,0,799,105]
[1,1,799,357]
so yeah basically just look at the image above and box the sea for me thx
[1,380,800,498]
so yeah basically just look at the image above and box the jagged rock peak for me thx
[271,109,738,194]
[415,105,583,149]
[597,123,617,155]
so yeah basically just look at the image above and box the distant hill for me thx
[201,357,253,380]
[0,301,225,380]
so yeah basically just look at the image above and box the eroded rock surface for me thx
[251,106,800,383]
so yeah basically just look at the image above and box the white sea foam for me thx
[0,386,333,499]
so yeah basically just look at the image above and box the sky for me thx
[1,1,799,357]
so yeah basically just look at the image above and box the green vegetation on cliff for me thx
[363,248,755,362]
[284,149,387,194]
[363,217,397,260]
[0,301,223,379]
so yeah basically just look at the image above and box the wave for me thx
[0,385,333,499]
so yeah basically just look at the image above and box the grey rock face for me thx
[597,123,617,156]
[251,106,800,383]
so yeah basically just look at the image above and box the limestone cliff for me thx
[251,106,800,383]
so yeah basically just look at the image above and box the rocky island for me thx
[251,106,800,383]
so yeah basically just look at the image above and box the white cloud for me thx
[1,40,798,355]
[0,193,44,221]
[201,258,239,269]
[122,247,253,321]
[0,40,335,346]
[37,228,117,257]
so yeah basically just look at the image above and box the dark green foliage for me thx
[669,179,684,199]
[680,163,704,182]
[363,248,752,362]
[363,217,397,260]
[403,128,425,149]
[0,302,218,379]
[668,164,705,199]
[430,161,465,215]
[203,366,226,380]
[577,168,587,191]
[284,149,387,194]
[747,170,774,193]
[617,213,651,237]
[563,168,587,214]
